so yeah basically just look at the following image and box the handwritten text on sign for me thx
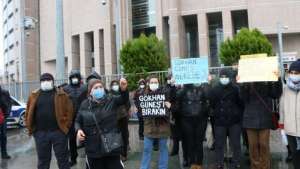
[138,93,167,117]
[172,57,209,84]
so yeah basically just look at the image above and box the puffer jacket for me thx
[240,82,282,129]
[75,90,129,158]
[142,88,171,138]
[280,85,300,137]
[207,83,244,127]
[0,87,11,118]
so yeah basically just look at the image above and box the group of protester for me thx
[1,59,300,169]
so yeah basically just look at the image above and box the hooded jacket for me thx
[63,70,85,117]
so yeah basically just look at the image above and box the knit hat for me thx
[88,79,103,95]
[289,60,300,72]
[40,73,54,81]
[219,69,231,77]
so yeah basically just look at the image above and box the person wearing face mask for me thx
[239,71,282,169]
[134,79,147,140]
[207,69,244,169]
[163,75,180,156]
[176,83,208,169]
[62,69,85,166]
[75,78,129,169]
[25,73,74,169]
[140,75,172,169]
[279,59,300,168]
[109,80,131,161]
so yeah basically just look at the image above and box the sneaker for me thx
[1,154,11,159]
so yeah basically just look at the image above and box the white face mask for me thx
[41,81,54,91]
[112,85,119,92]
[71,78,79,85]
[149,83,159,91]
[220,78,230,85]
[289,74,300,83]
[140,84,145,89]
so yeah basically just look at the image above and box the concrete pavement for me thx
[0,124,294,169]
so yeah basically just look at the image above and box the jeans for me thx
[140,137,168,169]
[246,129,270,169]
[0,120,8,156]
[34,130,70,169]
[287,135,300,169]
[215,124,242,167]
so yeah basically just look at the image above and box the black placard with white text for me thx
[138,93,167,117]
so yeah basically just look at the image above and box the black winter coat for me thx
[0,88,11,118]
[75,90,129,158]
[207,83,244,127]
[176,85,209,120]
[240,82,282,129]
[63,84,85,118]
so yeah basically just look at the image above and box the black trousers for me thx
[287,135,300,168]
[86,156,124,169]
[181,117,207,165]
[0,120,8,156]
[138,115,144,138]
[34,130,70,169]
[118,117,129,157]
[68,125,78,162]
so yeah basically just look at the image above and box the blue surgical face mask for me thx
[289,74,300,83]
[92,88,105,100]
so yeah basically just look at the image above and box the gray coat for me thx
[240,82,282,129]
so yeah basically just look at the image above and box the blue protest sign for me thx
[171,57,209,84]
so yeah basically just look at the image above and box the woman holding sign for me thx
[140,75,172,169]
[279,60,300,168]
[239,75,281,169]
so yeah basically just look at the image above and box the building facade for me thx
[2,0,40,83]
[39,0,300,78]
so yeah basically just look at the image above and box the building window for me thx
[132,0,156,37]
[8,28,13,34]
[9,44,14,49]
[207,12,223,67]
[15,8,18,12]
[8,12,13,19]
[231,10,249,35]
[8,0,12,4]
[183,15,199,58]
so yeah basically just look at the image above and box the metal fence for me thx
[1,66,235,102]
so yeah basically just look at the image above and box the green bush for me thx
[120,34,168,90]
[219,28,273,66]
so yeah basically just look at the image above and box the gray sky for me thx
[0,0,3,76]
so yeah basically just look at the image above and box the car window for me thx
[10,98,20,106]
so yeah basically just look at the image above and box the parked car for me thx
[7,96,26,128]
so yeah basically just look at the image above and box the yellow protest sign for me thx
[237,56,279,83]
[240,53,267,59]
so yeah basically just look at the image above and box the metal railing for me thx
[1,66,235,102]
